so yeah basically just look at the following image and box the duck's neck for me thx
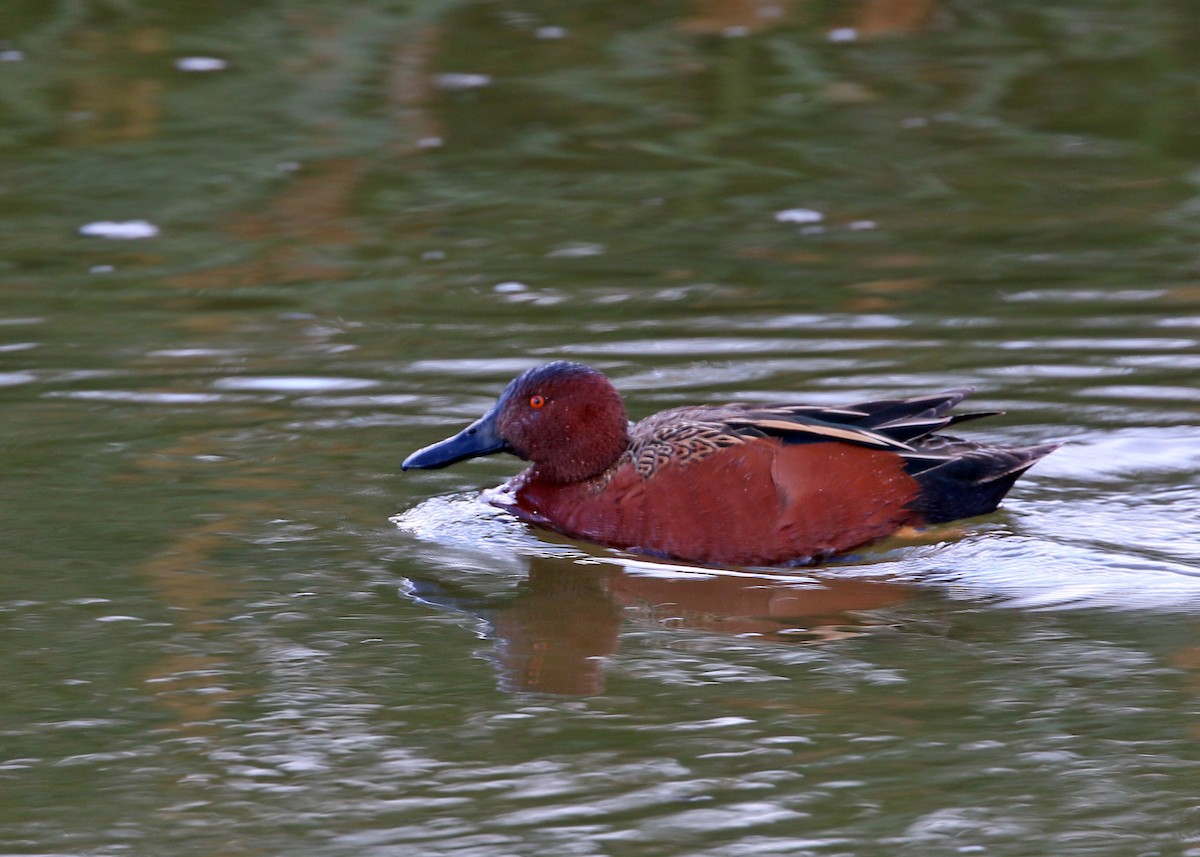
[532,423,629,484]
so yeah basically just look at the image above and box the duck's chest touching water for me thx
[490,440,924,567]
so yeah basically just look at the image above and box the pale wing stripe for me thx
[725,418,915,451]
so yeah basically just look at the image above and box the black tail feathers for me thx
[909,442,1058,523]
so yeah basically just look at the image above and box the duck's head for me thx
[402,361,630,484]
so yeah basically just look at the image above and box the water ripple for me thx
[214,376,379,392]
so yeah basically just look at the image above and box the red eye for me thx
[529,394,546,409]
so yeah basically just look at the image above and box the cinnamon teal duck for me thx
[403,361,1056,566]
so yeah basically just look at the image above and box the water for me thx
[3,2,1200,854]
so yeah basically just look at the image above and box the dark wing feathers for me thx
[720,388,985,452]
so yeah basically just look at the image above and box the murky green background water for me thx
[3,2,1200,854]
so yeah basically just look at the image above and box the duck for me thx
[402,361,1056,567]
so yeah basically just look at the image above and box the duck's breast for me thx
[506,438,923,566]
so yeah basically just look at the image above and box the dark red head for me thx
[402,362,631,484]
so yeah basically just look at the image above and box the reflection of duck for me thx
[408,556,912,695]
[606,561,911,643]
[404,362,1057,566]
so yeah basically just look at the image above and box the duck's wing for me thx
[669,388,965,454]
[627,390,985,467]
[632,393,1055,521]
[737,388,1003,446]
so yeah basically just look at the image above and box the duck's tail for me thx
[905,441,1059,523]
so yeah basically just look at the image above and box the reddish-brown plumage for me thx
[500,441,921,566]
[403,361,1057,567]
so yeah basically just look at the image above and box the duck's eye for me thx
[529,394,546,409]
